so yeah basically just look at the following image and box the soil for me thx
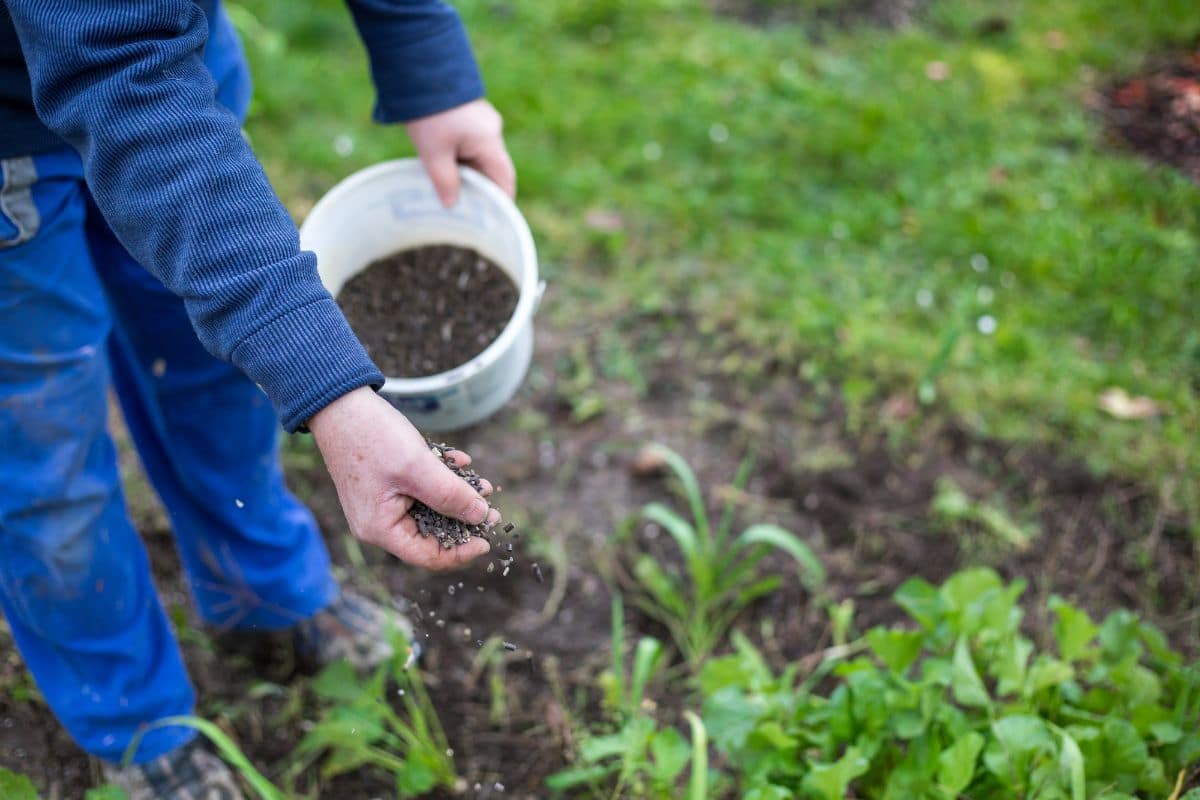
[337,245,519,378]
[1101,49,1200,182]
[1,308,1196,799]
[713,0,923,31]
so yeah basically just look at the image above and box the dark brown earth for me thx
[1,308,1196,799]
[1101,49,1200,182]
[337,245,519,378]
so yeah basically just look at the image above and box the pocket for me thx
[0,156,41,249]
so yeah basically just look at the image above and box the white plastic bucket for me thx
[299,159,541,432]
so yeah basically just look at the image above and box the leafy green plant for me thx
[289,645,457,798]
[547,596,707,798]
[0,768,39,800]
[699,568,1200,799]
[623,444,824,666]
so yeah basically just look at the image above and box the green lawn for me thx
[236,0,1200,523]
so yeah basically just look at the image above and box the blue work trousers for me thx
[0,13,337,765]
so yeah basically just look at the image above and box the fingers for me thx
[373,515,492,571]
[438,448,494,496]
[443,448,472,468]
[468,143,517,199]
[408,447,499,526]
[419,147,462,208]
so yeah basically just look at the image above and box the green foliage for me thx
[84,787,130,800]
[548,596,705,798]
[291,646,457,797]
[0,768,39,800]
[625,445,823,665]
[696,568,1200,798]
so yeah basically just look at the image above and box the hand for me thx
[308,387,497,570]
[405,98,516,207]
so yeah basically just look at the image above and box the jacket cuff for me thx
[231,297,384,432]
[366,20,486,124]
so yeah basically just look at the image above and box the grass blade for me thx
[684,711,708,800]
[632,555,689,617]
[645,444,710,540]
[129,716,285,800]
[641,503,699,561]
[716,453,755,544]
[611,594,626,713]
[739,524,826,591]
[629,637,666,710]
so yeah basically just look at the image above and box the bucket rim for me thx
[300,158,540,396]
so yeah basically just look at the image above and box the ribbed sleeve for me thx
[7,0,383,431]
[344,0,485,123]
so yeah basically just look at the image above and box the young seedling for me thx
[288,630,458,798]
[624,444,825,666]
[547,596,704,799]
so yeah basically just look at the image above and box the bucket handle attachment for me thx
[533,280,547,314]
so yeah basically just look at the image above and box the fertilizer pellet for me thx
[406,441,512,550]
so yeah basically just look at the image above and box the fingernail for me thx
[468,497,489,524]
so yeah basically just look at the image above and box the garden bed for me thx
[1,309,1194,798]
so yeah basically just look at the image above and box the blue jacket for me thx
[2,0,485,431]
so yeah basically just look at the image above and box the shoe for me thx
[292,589,417,672]
[102,737,245,800]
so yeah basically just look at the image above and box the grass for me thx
[235,0,1199,525]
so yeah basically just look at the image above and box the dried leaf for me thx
[1098,387,1160,420]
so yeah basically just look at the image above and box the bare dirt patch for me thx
[1101,48,1200,182]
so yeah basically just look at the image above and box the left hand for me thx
[405,98,516,208]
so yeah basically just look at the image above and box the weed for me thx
[289,647,457,797]
[931,476,1038,551]
[467,636,511,725]
[547,596,704,798]
[622,444,824,665]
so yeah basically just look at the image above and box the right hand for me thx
[308,386,497,570]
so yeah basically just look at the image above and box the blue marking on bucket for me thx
[389,395,440,413]
[388,188,427,218]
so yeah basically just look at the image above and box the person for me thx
[0,0,515,796]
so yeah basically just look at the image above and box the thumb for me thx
[420,148,461,208]
[409,449,495,525]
